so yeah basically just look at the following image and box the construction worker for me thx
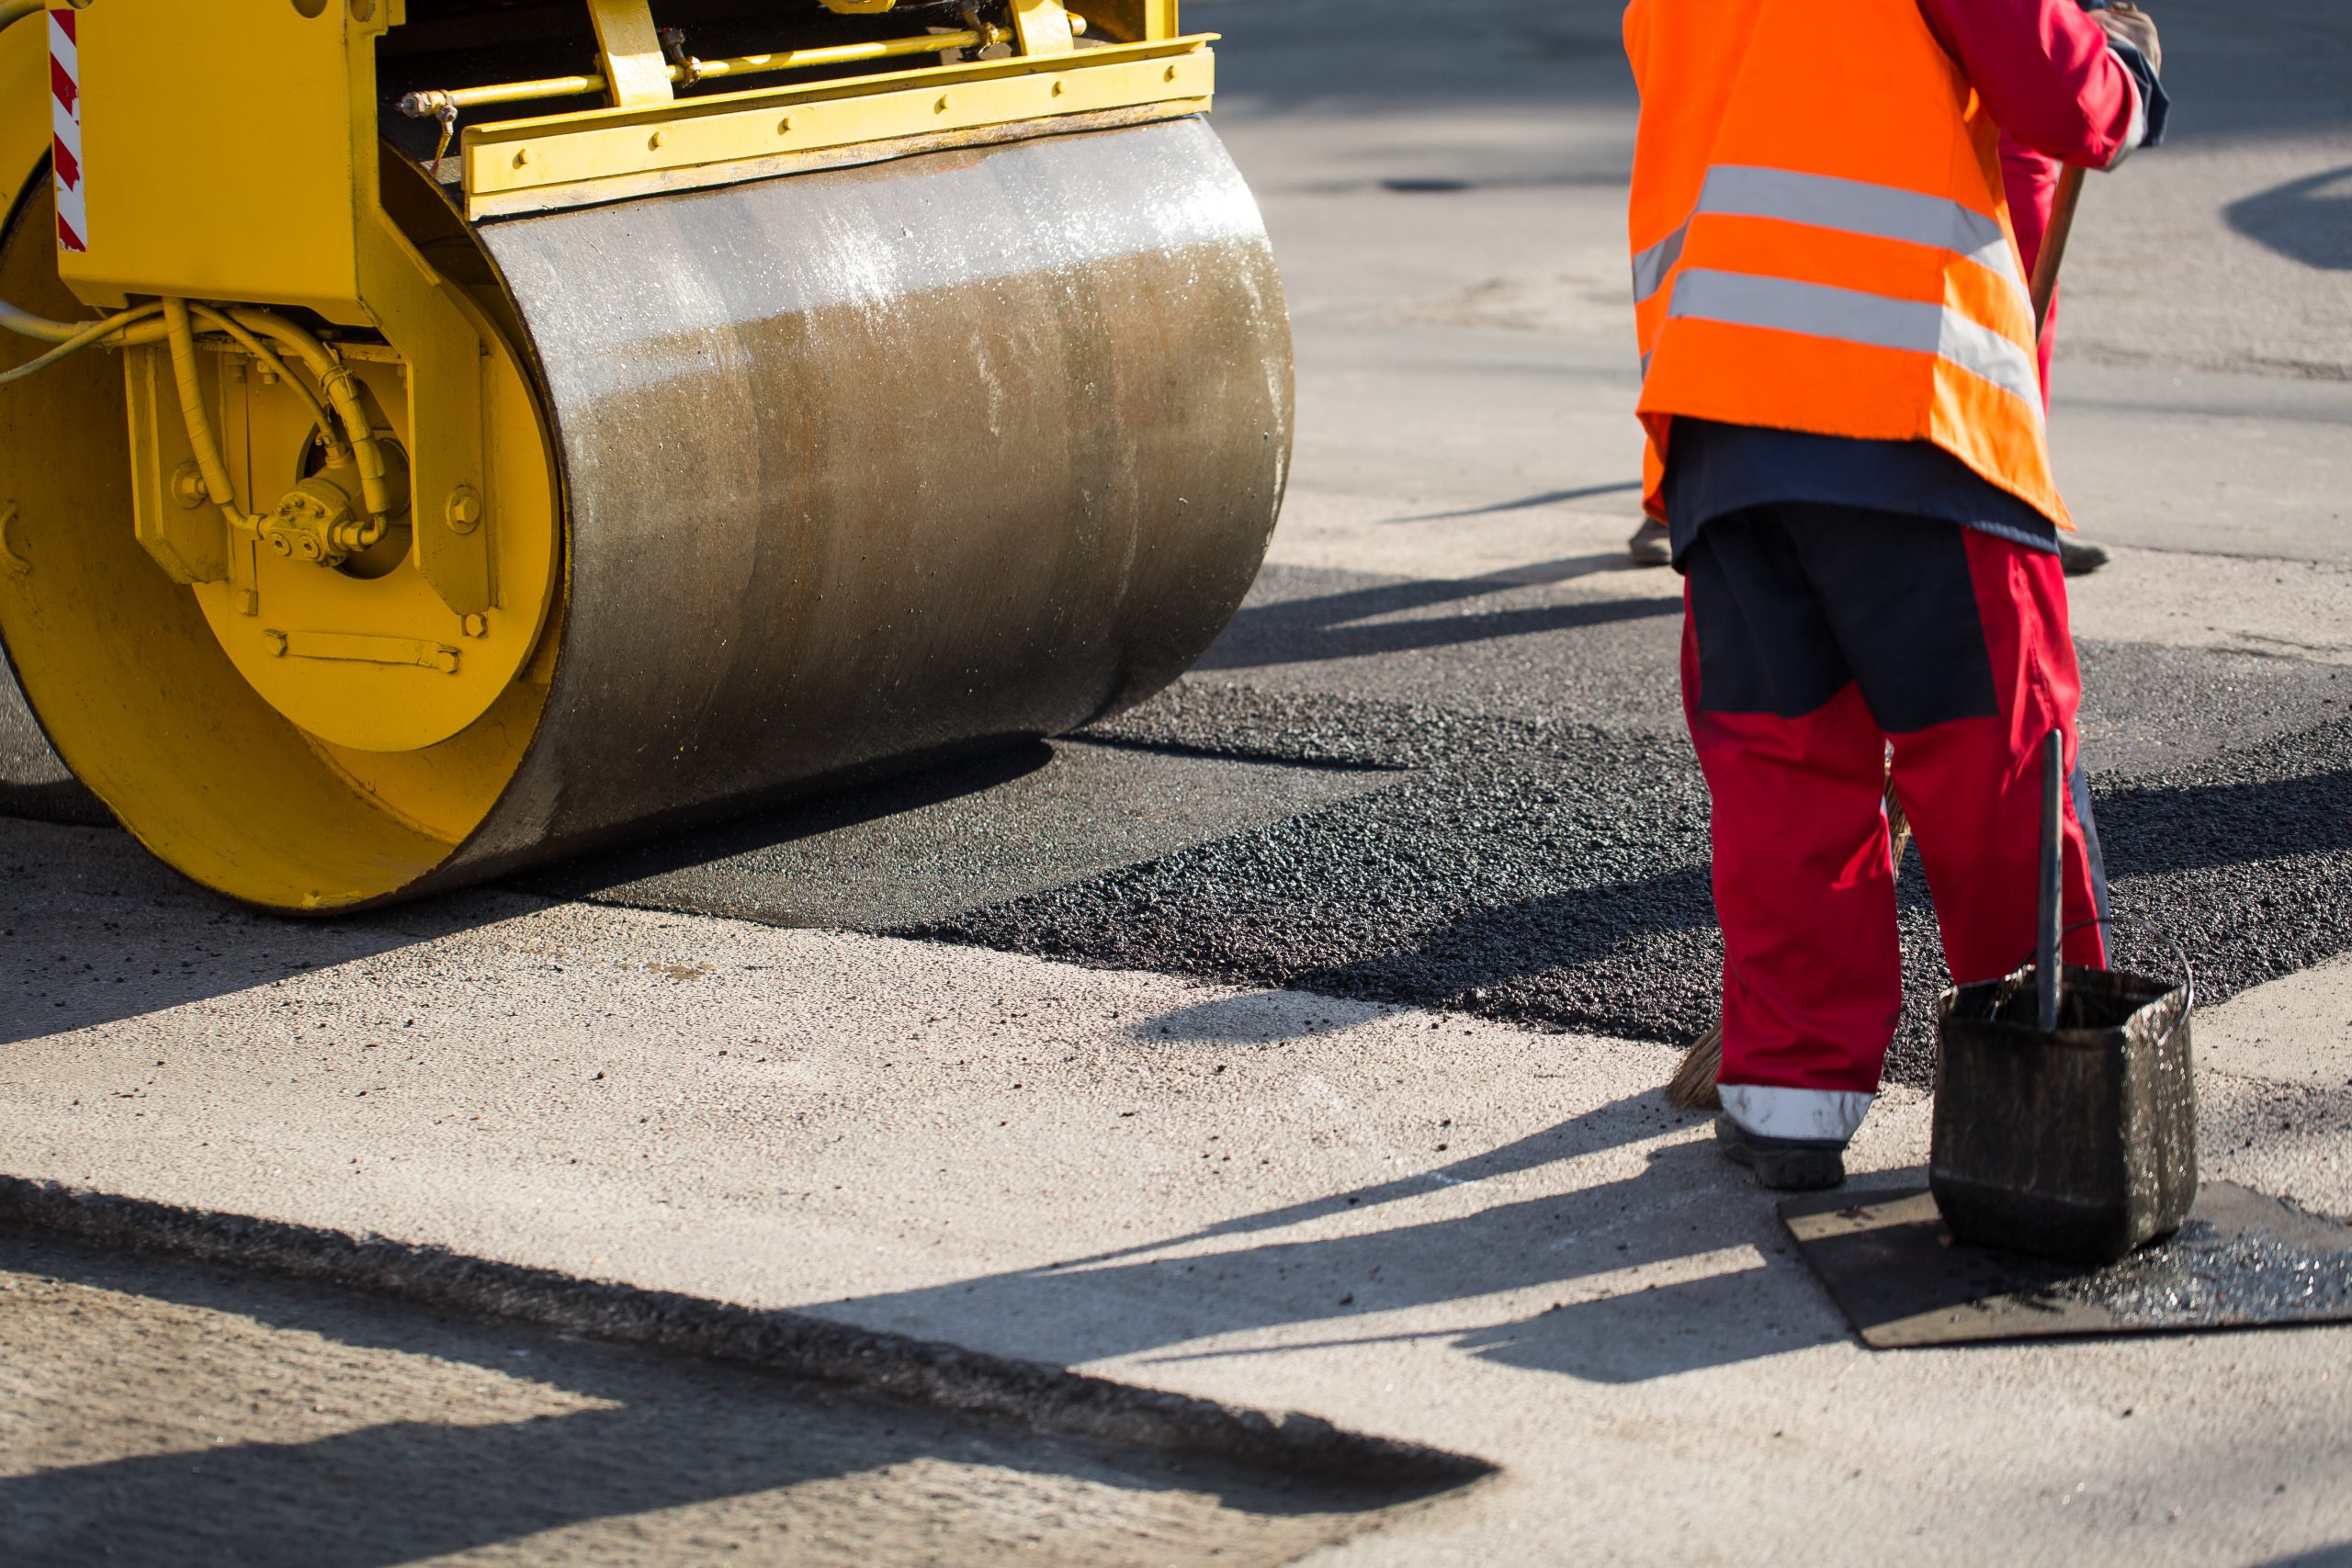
[1623,0,2165,1189]
[1624,15,2154,579]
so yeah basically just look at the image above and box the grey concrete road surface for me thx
[5,1,2352,1563]
[0,1229,1436,1568]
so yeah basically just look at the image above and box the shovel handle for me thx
[2038,728,2066,1031]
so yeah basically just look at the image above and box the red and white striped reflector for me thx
[50,4,85,253]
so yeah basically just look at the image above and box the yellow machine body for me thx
[0,0,1288,912]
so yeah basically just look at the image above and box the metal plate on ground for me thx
[1781,1180,2352,1348]
[513,739,1399,931]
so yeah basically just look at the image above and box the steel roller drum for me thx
[0,117,1292,908]
[457,116,1292,872]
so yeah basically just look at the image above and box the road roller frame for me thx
[40,0,1215,607]
[442,2,1213,220]
[0,0,1286,912]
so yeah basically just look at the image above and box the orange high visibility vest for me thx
[1624,0,2069,530]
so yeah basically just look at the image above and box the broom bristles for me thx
[1664,1020,1723,1111]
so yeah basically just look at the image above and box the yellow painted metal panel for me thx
[53,0,377,321]
[464,43,1215,205]
[463,104,1192,221]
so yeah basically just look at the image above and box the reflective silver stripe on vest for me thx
[1631,223,1687,302]
[1663,268,2042,412]
[1631,165,2028,310]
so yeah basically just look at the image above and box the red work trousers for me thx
[1681,506,2108,1106]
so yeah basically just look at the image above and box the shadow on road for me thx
[0,1230,1420,1568]
[2098,763,2352,876]
[511,740,1057,904]
[0,828,480,1051]
[1389,480,1645,523]
[0,744,1061,1048]
[2225,165,2352,272]
[837,1133,1799,1388]
[1197,564,1678,672]
[1051,1086,1685,1269]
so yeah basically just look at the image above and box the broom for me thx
[1664,162,2085,1112]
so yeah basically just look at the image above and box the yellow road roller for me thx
[0,0,1290,910]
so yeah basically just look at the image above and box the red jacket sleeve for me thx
[1917,0,2143,170]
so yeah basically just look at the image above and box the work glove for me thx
[2094,1,2161,77]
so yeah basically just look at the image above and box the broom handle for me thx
[2038,728,2066,1030]
[2030,164,2086,338]
[2027,163,2086,1031]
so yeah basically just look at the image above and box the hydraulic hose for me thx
[163,296,254,530]
[4,295,355,470]
[186,304,351,469]
[0,301,165,386]
[4,291,390,523]
[227,308,395,522]
[0,295,132,344]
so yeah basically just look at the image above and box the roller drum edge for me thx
[0,118,1293,909]
[0,649,106,825]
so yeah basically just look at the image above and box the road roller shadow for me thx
[512,739,1401,933]
[0,814,509,1049]
[0,1194,1491,1568]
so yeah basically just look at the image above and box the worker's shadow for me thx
[1196,558,1677,672]
[2224,164,2352,272]
[845,1128,1807,1388]
[2098,761,2352,875]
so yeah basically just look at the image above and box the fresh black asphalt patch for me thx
[897,562,2352,1088]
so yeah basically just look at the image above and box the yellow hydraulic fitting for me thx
[259,442,408,570]
[263,479,364,566]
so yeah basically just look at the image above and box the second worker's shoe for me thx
[2058,535,2110,576]
[1627,517,1672,567]
[1715,1115,1847,1191]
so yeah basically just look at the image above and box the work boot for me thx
[1627,517,1672,567]
[2058,536,2110,576]
[1715,1115,1847,1191]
